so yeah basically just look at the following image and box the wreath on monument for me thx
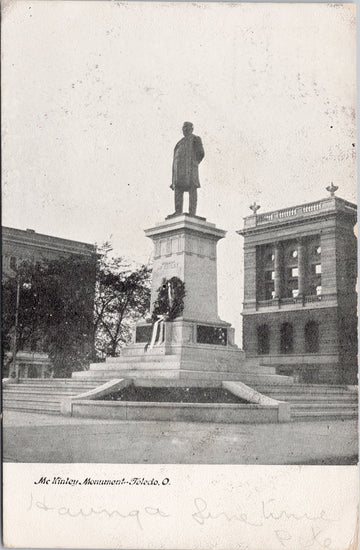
[151,276,186,322]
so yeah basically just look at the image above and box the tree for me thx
[2,255,96,377]
[94,243,151,358]
[1,244,152,377]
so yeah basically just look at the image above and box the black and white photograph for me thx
[2,1,358,548]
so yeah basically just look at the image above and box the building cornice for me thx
[237,196,357,237]
[2,227,97,258]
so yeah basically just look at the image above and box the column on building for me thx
[297,237,306,296]
[256,246,265,301]
[273,241,282,299]
[320,230,337,296]
[243,244,257,306]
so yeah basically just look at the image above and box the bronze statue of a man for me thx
[170,122,204,216]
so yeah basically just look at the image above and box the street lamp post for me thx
[10,271,21,380]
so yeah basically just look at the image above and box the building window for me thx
[265,287,274,300]
[10,256,17,270]
[265,251,274,263]
[257,324,270,355]
[280,322,293,354]
[305,321,319,353]
[283,241,299,298]
[264,269,275,300]
[285,267,298,298]
[308,238,321,294]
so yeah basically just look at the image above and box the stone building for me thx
[237,188,357,384]
[2,227,97,378]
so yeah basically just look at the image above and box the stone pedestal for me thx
[145,214,226,322]
[123,214,246,380]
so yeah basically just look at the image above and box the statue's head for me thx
[182,122,194,137]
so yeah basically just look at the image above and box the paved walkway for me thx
[3,410,358,464]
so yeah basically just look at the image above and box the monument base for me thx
[74,318,292,385]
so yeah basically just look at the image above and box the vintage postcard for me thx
[1,1,358,548]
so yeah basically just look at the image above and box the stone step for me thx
[11,381,99,388]
[291,408,358,420]
[254,383,357,390]
[291,403,358,411]
[118,346,247,359]
[86,362,277,375]
[15,381,98,388]
[254,389,357,396]
[7,384,100,392]
[177,362,276,374]
[3,405,60,415]
[178,370,293,384]
[254,383,357,395]
[243,356,262,364]
[258,394,357,403]
[3,392,80,401]
[3,397,73,406]
[3,391,62,401]
[131,378,223,388]
[261,388,358,396]
[102,354,256,368]
[103,355,180,364]
[291,411,358,421]
[115,348,248,362]
[71,377,115,384]
[3,399,60,412]
[89,361,180,371]
[116,347,162,357]
[5,389,98,396]
[260,396,358,404]
[72,370,116,384]
[17,377,95,383]
[72,369,181,379]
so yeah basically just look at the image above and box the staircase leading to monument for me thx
[2,379,106,414]
[2,377,358,421]
[250,383,358,421]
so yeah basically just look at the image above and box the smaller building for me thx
[2,227,97,378]
[237,188,357,384]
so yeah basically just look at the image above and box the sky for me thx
[2,1,356,344]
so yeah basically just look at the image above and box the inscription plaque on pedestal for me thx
[135,325,153,343]
[197,325,228,346]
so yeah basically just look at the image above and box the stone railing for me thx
[253,293,337,310]
[256,200,325,226]
[257,299,276,308]
[304,293,337,304]
[241,196,356,232]
[242,197,347,229]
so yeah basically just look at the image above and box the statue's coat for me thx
[171,134,205,191]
